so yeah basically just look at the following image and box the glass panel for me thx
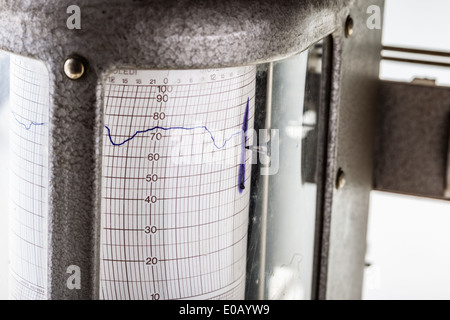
[246,40,325,300]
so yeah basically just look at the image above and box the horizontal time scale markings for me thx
[101,263,247,286]
[101,227,248,250]
[101,198,249,218]
[103,205,248,229]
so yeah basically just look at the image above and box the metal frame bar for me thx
[382,45,450,68]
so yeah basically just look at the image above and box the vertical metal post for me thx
[257,62,273,300]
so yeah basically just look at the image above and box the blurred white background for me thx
[363,0,450,300]
[0,0,450,300]
[363,192,450,299]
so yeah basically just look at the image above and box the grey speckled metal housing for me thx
[0,0,382,299]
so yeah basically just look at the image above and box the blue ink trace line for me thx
[104,124,242,150]
[104,97,251,193]
[238,97,249,193]
[11,111,46,130]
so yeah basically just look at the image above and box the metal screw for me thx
[345,15,354,38]
[336,168,346,190]
[63,56,85,80]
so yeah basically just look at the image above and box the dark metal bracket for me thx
[374,79,450,200]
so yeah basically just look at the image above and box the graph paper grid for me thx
[100,66,255,300]
[9,54,49,300]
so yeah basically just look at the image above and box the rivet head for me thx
[64,56,85,80]
[345,15,354,38]
[336,168,346,190]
